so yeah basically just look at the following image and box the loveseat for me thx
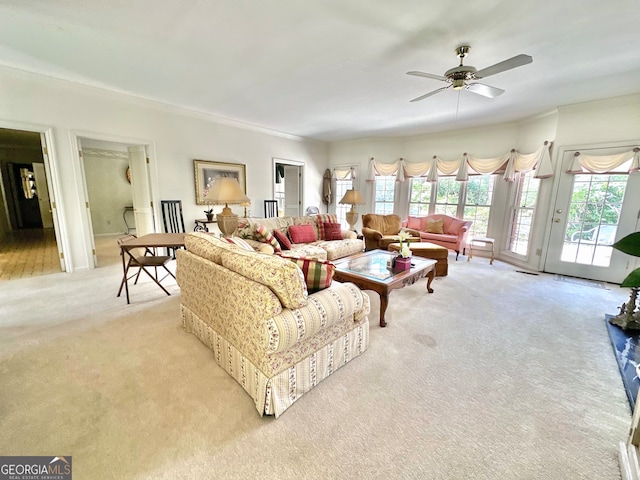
[361,213,420,251]
[176,232,370,417]
[235,214,364,261]
[403,214,472,260]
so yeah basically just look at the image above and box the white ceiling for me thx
[1,1,639,142]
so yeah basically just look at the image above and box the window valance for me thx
[566,147,640,174]
[366,141,554,183]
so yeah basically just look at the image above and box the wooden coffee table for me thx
[332,249,436,327]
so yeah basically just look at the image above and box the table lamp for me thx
[339,189,365,231]
[204,177,250,237]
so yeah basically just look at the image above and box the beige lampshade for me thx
[204,177,250,237]
[204,177,250,207]
[339,189,365,205]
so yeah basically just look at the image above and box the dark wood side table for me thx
[194,218,217,232]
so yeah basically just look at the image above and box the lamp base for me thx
[217,212,239,237]
[346,210,359,231]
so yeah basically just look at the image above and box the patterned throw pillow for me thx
[323,222,343,241]
[254,224,281,252]
[316,213,338,240]
[225,237,254,251]
[236,219,254,239]
[288,224,317,244]
[288,257,335,293]
[273,229,292,250]
[426,218,444,234]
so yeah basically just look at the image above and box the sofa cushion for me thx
[220,248,308,309]
[323,222,343,241]
[273,229,292,250]
[447,218,467,235]
[426,218,444,234]
[184,232,240,264]
[287,257,335,293]
[289,224,317,243]
[225,237,254,251]
[254,224,281,252]
[313,239,364,261]
[407,216,422,230]
[316,213,338,239]
[420,232,459,244]
[278,244,328,261]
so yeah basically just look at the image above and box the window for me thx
[507,171,540,256]
[463,175,495,239]
[434,177,460,216]
[374,176,396,214]
[408,178,432,216]
[335,178,354,229]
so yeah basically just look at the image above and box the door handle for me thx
[554,218,561,223]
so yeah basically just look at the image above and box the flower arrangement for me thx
[397,230,412,258]
[204,207,214,221]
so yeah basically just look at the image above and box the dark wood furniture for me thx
[332,249,436,327]
[118,233,185,304]
[264,200,278,218]
[194,218,217,232]
[160,200,186,257]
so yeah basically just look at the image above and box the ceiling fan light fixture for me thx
[452,79,465,90]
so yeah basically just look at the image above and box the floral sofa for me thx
[176,232,370,417]
[403,214,472,260]
[235,214,364,261]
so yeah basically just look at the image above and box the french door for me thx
[544,147,640,283]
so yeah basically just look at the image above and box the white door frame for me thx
[0,121,69,272]
[70,131,159,269]
[541,139,640,282]
[273,157,304,216]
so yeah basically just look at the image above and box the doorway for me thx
[77,138,155,268]
[273,158,303,217]
[0,127,65,279]
[544,144,640,283]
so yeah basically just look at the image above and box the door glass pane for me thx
[560,174,626,266]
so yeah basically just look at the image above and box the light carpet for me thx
[0,254,632,479]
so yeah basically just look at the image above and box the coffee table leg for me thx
[379,294,388,327]
[426,269,435,293]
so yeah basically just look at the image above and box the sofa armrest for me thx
[342,230,357,240]
[361,226,382,241]
[266,282,370,354]
[402,227,421,237]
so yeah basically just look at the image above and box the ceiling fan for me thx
[407,46,532,102]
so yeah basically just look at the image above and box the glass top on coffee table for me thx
[333,249,431,283]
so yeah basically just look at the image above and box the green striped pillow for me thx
[288,257,335,293]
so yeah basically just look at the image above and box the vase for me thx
[206,213,214,222]
[393,256,411,272]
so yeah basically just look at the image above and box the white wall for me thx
[0,66,328,271]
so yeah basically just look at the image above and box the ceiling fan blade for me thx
[406,71,447,82]
[409,86,450,102]
[473,54,532,79]
[466,83,505,98]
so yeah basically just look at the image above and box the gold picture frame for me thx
[194,160,247,205]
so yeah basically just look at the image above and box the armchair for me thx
[361,213,420,251]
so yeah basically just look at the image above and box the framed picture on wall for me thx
[194,160,247,205]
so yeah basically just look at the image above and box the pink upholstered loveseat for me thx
[403,214,472,260]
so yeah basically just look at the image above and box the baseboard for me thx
[619,441,640,480]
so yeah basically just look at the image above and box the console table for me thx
[194,218,217,232]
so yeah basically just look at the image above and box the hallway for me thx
[0,229,60,281]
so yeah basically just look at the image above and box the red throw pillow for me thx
[273,229,292,250]
[288,224,317,244]
[323,222,343,241]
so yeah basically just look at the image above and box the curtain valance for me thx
[566,148,640,174]
[366,141,553,182]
